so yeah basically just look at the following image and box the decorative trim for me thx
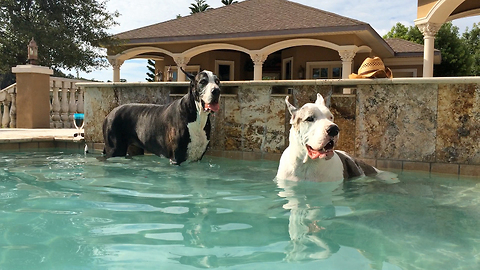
[416,22,442,37]
[11,65,53,75]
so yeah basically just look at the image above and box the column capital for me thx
[250,53,268,65]
[173,56,191,67]
[417,22,442,37]
[107,57,124,69]
[338,50,356,62]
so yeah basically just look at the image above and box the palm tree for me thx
[189,0,210,14]
[221,0,238,5]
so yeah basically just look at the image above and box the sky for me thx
[75,0,480,82]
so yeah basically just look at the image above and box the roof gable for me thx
[115,0,369,42]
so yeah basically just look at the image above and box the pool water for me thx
[1,151,479,270]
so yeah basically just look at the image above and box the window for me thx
[282,57,293,80]
[306,61,342,79]
[215,60,235,81]
[163,65,200,81]
[390,69,417,78]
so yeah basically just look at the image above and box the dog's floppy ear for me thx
[180,67,196,82]
[285,96,297,115]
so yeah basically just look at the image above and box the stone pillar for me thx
[11,65,53,128]
[108,57,124,82]
[339,50,356,79]
[251,53,267,81]
[417,22,441,77]
[174,56,190,82]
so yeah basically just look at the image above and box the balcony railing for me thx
[0,83,16,128]
[0,77,85,128]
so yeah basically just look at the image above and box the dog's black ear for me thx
[285,96,297,115]
[180,67,196,82]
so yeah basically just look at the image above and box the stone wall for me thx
[80,78,480,177]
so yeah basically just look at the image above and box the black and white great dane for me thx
[99,69,220,165]
[276,93,396,182]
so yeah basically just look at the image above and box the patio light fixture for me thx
[27,37,38,65]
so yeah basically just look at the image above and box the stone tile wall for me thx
[80,78,480,177]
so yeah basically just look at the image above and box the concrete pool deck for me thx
[0,128,86,151]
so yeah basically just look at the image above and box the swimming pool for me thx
[1,150,479,269]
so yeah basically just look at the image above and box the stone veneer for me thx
[79,77,480,177]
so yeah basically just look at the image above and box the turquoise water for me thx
[1,151,480,270]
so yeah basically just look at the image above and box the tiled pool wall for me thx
[0,139,85,152]
[80,78,480,177]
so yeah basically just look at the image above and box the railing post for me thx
[9,90,16,128]
[76,86,84,113]
[51,80,61,128]
[60,81,70,127]
[1,101,10,128]
[68,82,77,126]
[11,65,52,128]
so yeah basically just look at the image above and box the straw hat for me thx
[349,57,393,79]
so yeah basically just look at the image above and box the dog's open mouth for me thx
[306,140,335,160]
[202,101,220,113]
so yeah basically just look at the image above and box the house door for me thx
[215,60,235,81]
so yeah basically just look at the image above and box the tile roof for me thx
[114,0,369,43]
[385,38,424,53]
[385,38,440,55]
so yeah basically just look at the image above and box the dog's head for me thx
[182,68,220,113]
[286,93,340,162]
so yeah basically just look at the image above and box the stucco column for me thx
[174,56,190,82]
[338,50,356,79]
[108,57,124,82]
[417,22,441,77]
[11,65,53,128]
[251,53,267,81]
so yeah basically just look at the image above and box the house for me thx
[106,0,441,82]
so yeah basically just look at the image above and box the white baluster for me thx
[77,86,84,113]
[60,81,70,128]
[0,102,3,127]
[2,101,10,128]
[51,80,61,128]
[9,88,16,128]
[69,83,77,128]
[49,80,53,128]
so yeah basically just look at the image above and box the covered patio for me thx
[415,0,480,77]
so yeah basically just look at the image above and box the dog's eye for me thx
[305,116,314,122]
[199,79,207,85]
[215,79,220,85]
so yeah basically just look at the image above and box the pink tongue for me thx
[307,148,327,159]
[205,103,220,112]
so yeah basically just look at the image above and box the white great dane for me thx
[276,93,383,182]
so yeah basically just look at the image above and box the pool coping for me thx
[0,128,478,179]
[0,128,86,151]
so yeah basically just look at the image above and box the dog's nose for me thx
[327,124,340,137]
[212,87,220,97]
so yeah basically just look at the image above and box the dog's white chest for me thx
[186,113,209,161]
[277,146,344,182]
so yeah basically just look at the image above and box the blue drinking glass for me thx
[74,113,84,130]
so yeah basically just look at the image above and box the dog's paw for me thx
[96,156,107,161]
